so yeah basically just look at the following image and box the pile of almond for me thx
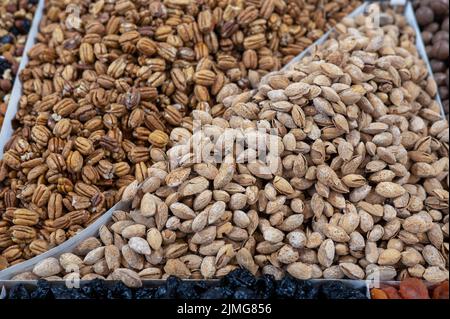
[0,0,362,265]
[9,6,448,286]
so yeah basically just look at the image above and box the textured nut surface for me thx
[111,268,142,288]
[32,258,62,277]
[0,0,363,265]
[7,5,449,284]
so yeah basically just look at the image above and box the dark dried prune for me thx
[0,35,14,45]
[135,288,156,299]
[233,288,257,299]
[8,284,30,299]
[50,287,67,299]
[319,281,345,299]
[81,279,110,299]
[201,287,232,299]
[153,276,181,299]
[165,276,181,298]
[80,284,94,299]
[51,286,89,299]
[107,282,133,299]
[154,286,168,299]
[193,281,208,294]
[176,281,204,299]
[305,285,320,299]
[344,290,368,300]
[9,26,20,36]
[295,280,319,299]
[275,276,297,299]
[319,281,367,299]
[0,57,12,77]
[221,269,256,290]
[30,280,53,299]
[255,275,276,299]
[15,19,31,34]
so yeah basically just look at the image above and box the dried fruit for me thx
[399,278,430,299]
[432,281,449,299]
[371,288,389,299]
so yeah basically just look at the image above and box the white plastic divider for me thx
[0,0,45,153]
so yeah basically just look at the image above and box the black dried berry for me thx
[0,35,14,45]
[275,276,297,299]
[165,276,181,298]
[81,279,110,299]
[295,280,319,299]
[176,281,201,299]
[233,288,258,299]
[16,19,32,34]
[192,281,208,294]
[220,268,256,290]
[319,281,367,300]
[201,287,232,299]
[254,275,276,299]
[0,57,12,77]
[154,286,168,299]
[51,286,88,299]
[30,280,53,299]
[80,285,94,299]
[9,26,20,36]
[135,288,156,299]
[80,282,96,298]
[108,282,133,299]
[8,284,30,299]
[345,290,368,300]
[319,281,346,299]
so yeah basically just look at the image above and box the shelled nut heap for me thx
[414,0,449,117]
[9,7,449,287]
[0,0,37,128]
[0,0,362,268]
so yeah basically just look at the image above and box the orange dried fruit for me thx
[432,281,449,300]
[371,288,389,299]
[399,278,430,299]
[382,286,402,299]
